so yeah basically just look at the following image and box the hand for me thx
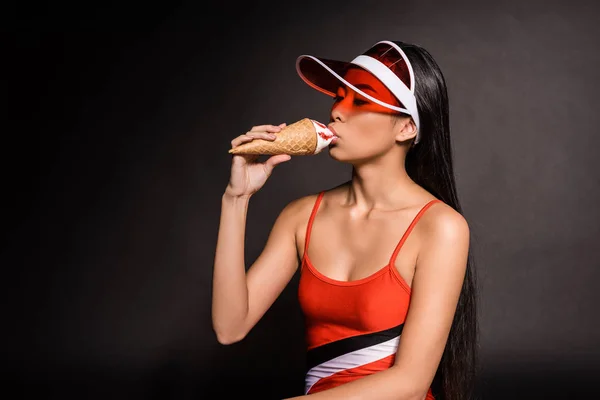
[225,123,291,198]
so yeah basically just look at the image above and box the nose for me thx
[330,96,351,123]
[330,105,343,123]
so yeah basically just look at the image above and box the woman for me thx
[212,40,479,400]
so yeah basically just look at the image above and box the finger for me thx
[245,131,278,140]
[278,122,287,128]
[231,132,278,149]
[231,131,274,146]
[249,124,284,133]
[231,135,255,148]
[264,154,292,170]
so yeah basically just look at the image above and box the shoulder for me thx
[419,200,469,239]
[278,184,346,235]
[280,182,347,219]
[416,200,470,260]
[276,191,322,229]
[281,191,321,215]
[411,201,470,296]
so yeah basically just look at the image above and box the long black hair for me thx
[393,40,480,400]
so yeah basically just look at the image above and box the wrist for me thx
[222,191,252,203]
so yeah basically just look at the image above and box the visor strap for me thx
[350,55,420,133]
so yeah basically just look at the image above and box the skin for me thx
[214,67,470,400]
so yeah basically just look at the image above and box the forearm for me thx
[211,192,252,343]
[284,366,427,400]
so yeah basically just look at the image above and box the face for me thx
[327,67,412,163]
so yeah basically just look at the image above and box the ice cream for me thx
[228,118,337,156]
[311,119,337,153]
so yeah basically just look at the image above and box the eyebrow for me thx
[337,83,378,95]
[353,83,377,92]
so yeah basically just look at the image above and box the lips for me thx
[327,126,339,145]
[328,125,340,139]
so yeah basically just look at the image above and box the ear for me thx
[394,118,418,144]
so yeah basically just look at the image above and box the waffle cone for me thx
[228,118,318,155]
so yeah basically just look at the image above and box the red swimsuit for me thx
[298,191,441,398]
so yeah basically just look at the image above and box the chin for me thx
[328,146,381,166]
[327,146,352,163]
[326,145,341,159]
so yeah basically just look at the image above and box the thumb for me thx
[264,154,292,170]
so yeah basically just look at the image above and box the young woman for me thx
[212,40,479,400]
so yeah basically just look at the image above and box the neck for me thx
[344,153,417,212]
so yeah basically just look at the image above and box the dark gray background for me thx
[4,0,599,398]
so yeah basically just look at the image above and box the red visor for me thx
[296,41,421,143]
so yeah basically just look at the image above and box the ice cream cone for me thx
[228,118,335,156]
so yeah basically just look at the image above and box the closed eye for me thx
[333,95,369,107]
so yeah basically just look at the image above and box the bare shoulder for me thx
[284,183,348,219]
[418,200,470,244]
[278,190,336,259]
[279,192,321,221]
[277,182,350,246]
[274,192,322,238]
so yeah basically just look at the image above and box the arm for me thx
[211,193,303,344]
[284,205,470,399]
